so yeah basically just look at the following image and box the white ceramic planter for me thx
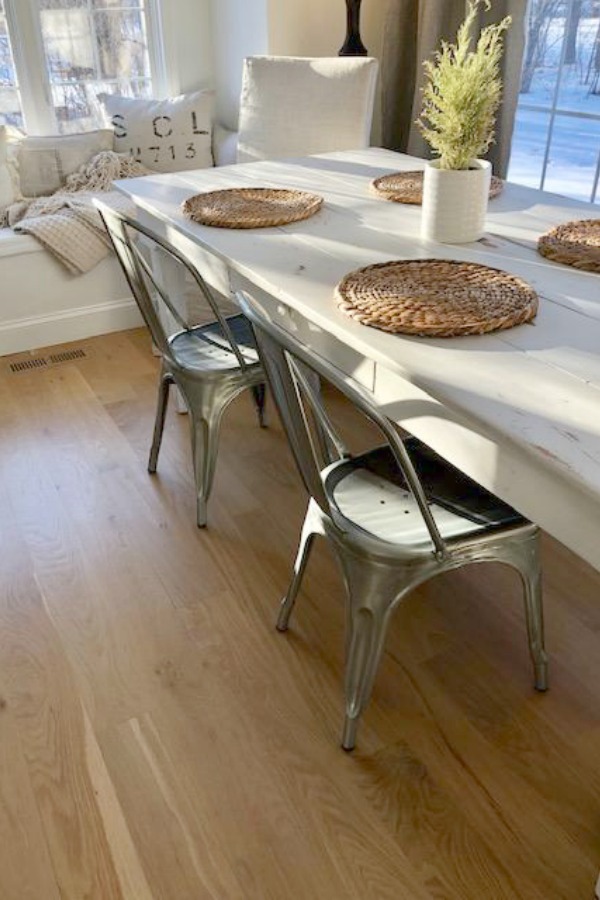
[421,159,492,244]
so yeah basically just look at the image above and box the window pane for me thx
[92,78,151,99]
[40,8,98,82]
[0,3,23,126]
[95,10,149,80]
[508,109,551,190]
[35,0,153,133]
[543,114,600,203]
[520,0,563,109]
[557,7,600,114]
[510,0,600,203]
[92,1,144,8]
[39,0,87,10]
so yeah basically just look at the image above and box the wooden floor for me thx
[1,328,600,899]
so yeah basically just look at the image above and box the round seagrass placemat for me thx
[371,170,504,205]
[537,219,600,273]
[182,187,323,229]
[335,259,538,337]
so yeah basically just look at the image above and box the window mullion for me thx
[146,0,169,97]
[538,0,572,192]
[5,0,56,133]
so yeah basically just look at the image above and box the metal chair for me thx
[237,290,548,751]
[97,204,266,527]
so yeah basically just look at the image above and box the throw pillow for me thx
[16,129,114,197]
[213,123,238,168]
[98,91,214,173]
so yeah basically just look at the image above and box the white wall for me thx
[209,0,269,130]
[160,0,215,96]
[268,0,351,57]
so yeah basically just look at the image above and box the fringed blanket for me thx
[6,151,150,275]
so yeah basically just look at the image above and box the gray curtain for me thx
[381,0,526,177]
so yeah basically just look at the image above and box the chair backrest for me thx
[236,56,379,164]
[96,202,251,372]
[237,290,447,556]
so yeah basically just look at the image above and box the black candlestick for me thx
[339,0,368,56]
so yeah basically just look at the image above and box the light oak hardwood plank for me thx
[0,481,124,898]
[0,684,61,900]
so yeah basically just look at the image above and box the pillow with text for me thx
[98,91,214,173]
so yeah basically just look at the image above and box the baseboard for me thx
[0,297,143,356]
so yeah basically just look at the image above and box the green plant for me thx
[417,0,511,170]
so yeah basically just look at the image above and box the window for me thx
[0,0,164,134]
[508,0,600,204]
[0,0,23,127]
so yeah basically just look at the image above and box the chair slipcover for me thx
[236,56,379,164]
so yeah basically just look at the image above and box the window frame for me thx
[3,0,166,134]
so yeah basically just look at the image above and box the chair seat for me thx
[325,440,525,549]
[169,314,260,373]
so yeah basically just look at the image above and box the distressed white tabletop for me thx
[117,148,600,570]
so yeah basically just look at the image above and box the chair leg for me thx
[251,383,267,428]
[277,529,315,632]
[516,538,548,691]
[523,565,548,692]
[487,533,548,692]
[148,371,172,474]
[277,499,324,631]
[190,409,223,528]
[342,587,394,751]
[338,555,416,751]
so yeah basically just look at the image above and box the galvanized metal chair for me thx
[98,204,266,527]
[237,290,548,751]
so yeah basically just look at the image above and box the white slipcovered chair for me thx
[236,56,379,164]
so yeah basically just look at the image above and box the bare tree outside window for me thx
[564,0,583,63]
[521,0,563,93]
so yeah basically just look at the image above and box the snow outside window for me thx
[508,0,600,204]
[0,0,165,134]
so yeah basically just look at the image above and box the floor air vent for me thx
[48,349,87,363]
[8,348,88,374]
[10,358,49,373]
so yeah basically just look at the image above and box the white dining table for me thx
[116,147,600,573]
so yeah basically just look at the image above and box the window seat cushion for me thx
[0,227,43,257]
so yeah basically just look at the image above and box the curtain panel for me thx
[381,0,526,177]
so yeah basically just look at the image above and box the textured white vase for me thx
[421,159,492,243]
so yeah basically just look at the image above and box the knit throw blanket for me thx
[6,151,150,275]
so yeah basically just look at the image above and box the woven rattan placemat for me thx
[336,259,538,337]
[371,170,504,205]
[182,187,323,229]
[537,219,600,273]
